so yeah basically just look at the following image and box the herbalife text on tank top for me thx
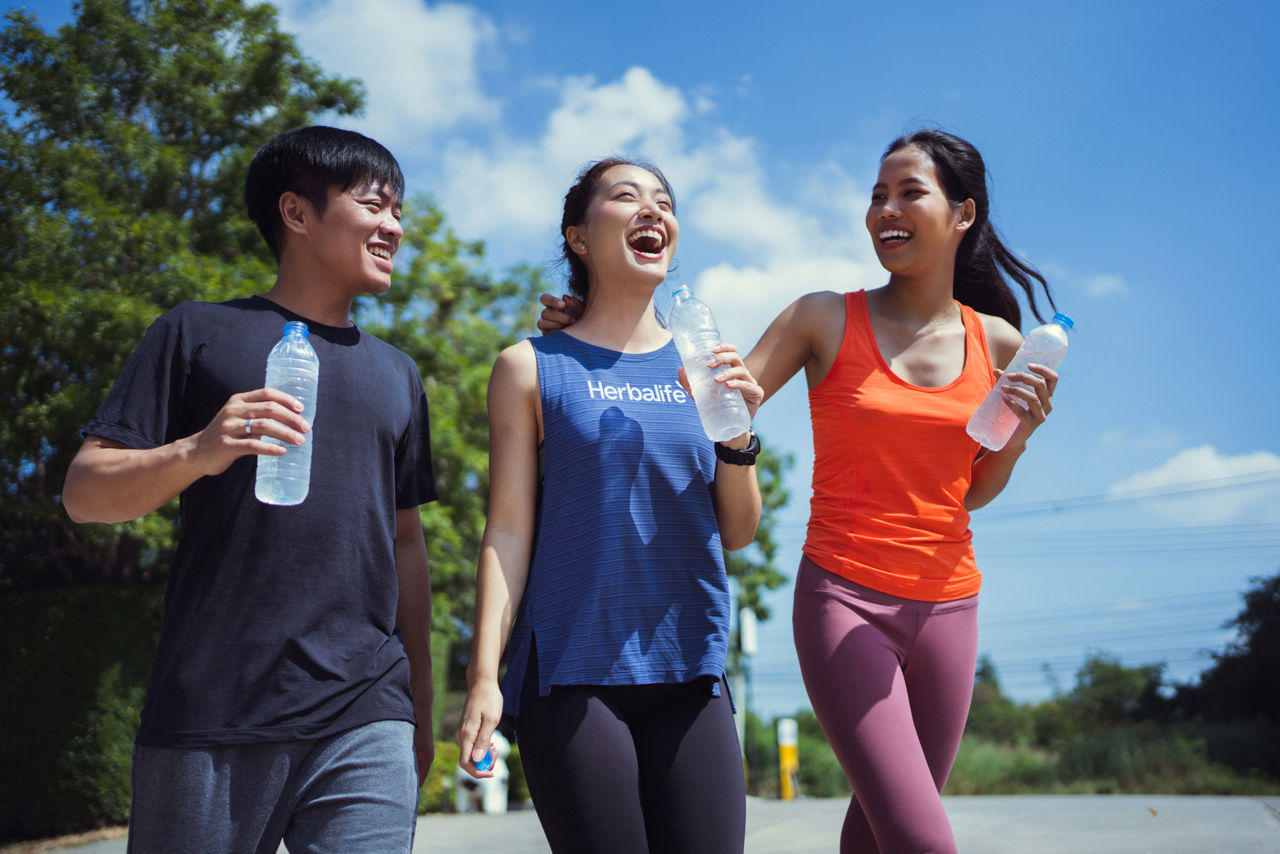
[584,380,690,404]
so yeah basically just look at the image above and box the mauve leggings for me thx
[792,555,979,854]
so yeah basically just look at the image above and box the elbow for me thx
[62,467,113,524]
[62,492,107,525]
[61,476,92,524]
[964,490,991,512]
[721,513,762,552]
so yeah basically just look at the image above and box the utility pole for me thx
[734,607,759,757]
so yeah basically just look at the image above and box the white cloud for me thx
[1084,273,1129,298]
[1100,426,1180,451]
[433,67,694,248]
[271,0,500,152]
[1108,445,1280,524]
[1039,262,1130,300]
[544,67,690,165]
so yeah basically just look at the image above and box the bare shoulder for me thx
[490,339,538,394]
[977,312,1024,369]
[793,290,847,318]
[777,290,846,344]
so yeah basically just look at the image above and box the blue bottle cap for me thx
[1051,312,1074,330]
[475,748,493,771]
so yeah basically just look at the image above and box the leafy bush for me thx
[0,586,163,841]
[506,743,530,805]
[948,736,1058,794]
[1192,721,1280,779]
[418,741,462,814]
[1055,727,1264,794]
[742,712,780,798]
[796,732,850,798]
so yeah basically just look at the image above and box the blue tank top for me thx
[500,332,731,717]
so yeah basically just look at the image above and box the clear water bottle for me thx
[966,312,1073,451]
[255,321,319,505]
[666,285,751,442]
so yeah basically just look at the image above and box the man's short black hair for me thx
[245,126,405,259]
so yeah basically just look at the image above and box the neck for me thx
[262,258,358,328]
[876,263,960,323]
[570,277,668,352]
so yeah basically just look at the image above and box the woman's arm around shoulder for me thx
[745,290,847,402]
[457,340,540,777]
[967,312,1060,510]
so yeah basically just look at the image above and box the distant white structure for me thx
[455,730,511,814]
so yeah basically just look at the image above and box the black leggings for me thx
[515,647,745,854]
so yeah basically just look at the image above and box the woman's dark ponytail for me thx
[883,130,1055,330]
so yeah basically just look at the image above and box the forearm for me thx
[394,509,433,707]
[466,529,531,685]
[63,437,204,524]
[713,437,762,551]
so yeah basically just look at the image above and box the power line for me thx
[976,470,1280,520]
[979,594,1243,629]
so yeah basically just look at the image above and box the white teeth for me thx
[628,228,665,251]
[369,246,392,260]
[879,229,911,241]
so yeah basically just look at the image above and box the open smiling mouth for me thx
[628,228,666,256]
[879,228,911,247]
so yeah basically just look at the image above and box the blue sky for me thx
[13,0,1280,714]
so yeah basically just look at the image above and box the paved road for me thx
[32,795,1280,853]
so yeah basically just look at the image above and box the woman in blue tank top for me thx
[457,158,764,853]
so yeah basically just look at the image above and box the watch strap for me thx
[714,430,760,466]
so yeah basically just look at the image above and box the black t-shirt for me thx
[86,296,437,747]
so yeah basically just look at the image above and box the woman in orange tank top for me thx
[538,129,1062,853]
[748,130,1062,853]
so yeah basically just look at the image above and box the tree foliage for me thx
[726,446,791,621]
[1178,570,1280,725]
[0,0,362,589]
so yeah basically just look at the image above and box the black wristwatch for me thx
[714,430,760,466]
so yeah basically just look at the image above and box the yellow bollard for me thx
[777,717,799,800]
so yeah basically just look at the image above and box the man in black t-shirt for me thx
[64,127,436,852]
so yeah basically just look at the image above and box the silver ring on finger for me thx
[245,418,254,435]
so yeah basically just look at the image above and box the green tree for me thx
[725,446,792,621]
[1180,570,1280,725]
[966,654,1032,744]
[1065,652,1167,727]
[1,0,362,590]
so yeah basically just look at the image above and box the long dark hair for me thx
[883,130,1054,329]
[559,157,675,301]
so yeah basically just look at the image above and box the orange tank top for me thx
[802,290,995,601]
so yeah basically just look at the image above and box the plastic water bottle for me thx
[255,321,319,505]
[666,285,751,442]
[966,312,1073,451]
